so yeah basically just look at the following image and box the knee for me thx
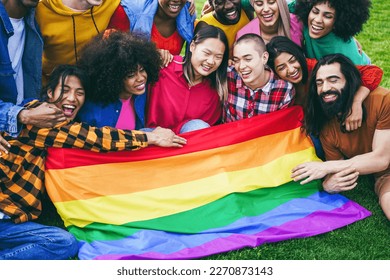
[180,119,210,133]
[49,228,79,259]
[378,191,390,221]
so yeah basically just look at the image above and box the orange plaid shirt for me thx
[0,101,148,223]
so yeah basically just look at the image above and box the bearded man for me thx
[291,54,390,220]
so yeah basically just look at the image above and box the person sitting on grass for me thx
[0,64,186,260]
[146,24,229,134]
[224,33,295,123]
[291,54,390,220]
[77,30,162,130]
[266,36,383,130]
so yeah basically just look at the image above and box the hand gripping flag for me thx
[45,106,370,260]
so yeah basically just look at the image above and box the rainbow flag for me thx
[45,106,370,260]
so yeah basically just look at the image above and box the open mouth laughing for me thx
[239,70,251,80]
[62,104,77,117]
[310,23,325,36]
[134,83,146,91]
[261,13,275,23]
[320,91,339,103]
[225,9,238,21]
[287,69,301,82]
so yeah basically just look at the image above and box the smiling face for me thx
[158,0,187,18]
[273,52,303,84]
[308,2,336,39]
[252,0,280,30]
[47,75,85,120]
[121,65,148,99]
[190,37,225,82]
[232,40,269,90]
[212,0,241,25]
[315,62,346,106]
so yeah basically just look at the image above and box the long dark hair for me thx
[183,24,229,100]
[266,36,308,84]
[41,64,90,104]
[304,54,362,136]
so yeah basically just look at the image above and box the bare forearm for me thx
[353,86,369,104]
[322,153,389,176]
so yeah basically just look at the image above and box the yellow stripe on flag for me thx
[46,127,314,203]
[50,147,318,228]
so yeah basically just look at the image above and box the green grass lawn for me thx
[357,0,390,88]
[39,0,390,260]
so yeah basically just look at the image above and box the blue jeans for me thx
[141,120,210,134]
[180,119,210,133]
[0,220,78,260]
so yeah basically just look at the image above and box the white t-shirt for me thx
[8,17,26,105]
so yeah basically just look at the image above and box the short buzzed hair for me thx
[234,33,266,56]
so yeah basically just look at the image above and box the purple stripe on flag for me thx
[93,201,370,260]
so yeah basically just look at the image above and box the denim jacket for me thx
[0,4,43,136]
[77,93,147,130]
[120,0,195,44]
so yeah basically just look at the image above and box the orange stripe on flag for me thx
[46,127,314,203]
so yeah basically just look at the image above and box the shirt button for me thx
[116,110,119,113]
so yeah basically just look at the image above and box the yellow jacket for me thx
[36,0,120,83]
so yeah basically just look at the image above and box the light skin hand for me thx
[344,101,363,131]
[188,0,196,15]
[18,102,66,128]
[291,161,349,185]
[201,1,213,17]
[158,49,174,68]
[322,168,359,193]
[0,134,11,156]
[145,127,187,148]
[343,86,369,131]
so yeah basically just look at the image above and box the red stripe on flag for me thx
[46,106,304,169]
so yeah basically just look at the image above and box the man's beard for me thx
[319,89,348,119]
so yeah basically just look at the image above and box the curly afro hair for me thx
[77,30,163,104]
[295,0,371,41]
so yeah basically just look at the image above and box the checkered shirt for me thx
[0,101,148,223]
[223,66,295,123]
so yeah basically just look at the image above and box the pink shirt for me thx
[236,14,303,47]
[115,98,136,130]
[147,56,222,134]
